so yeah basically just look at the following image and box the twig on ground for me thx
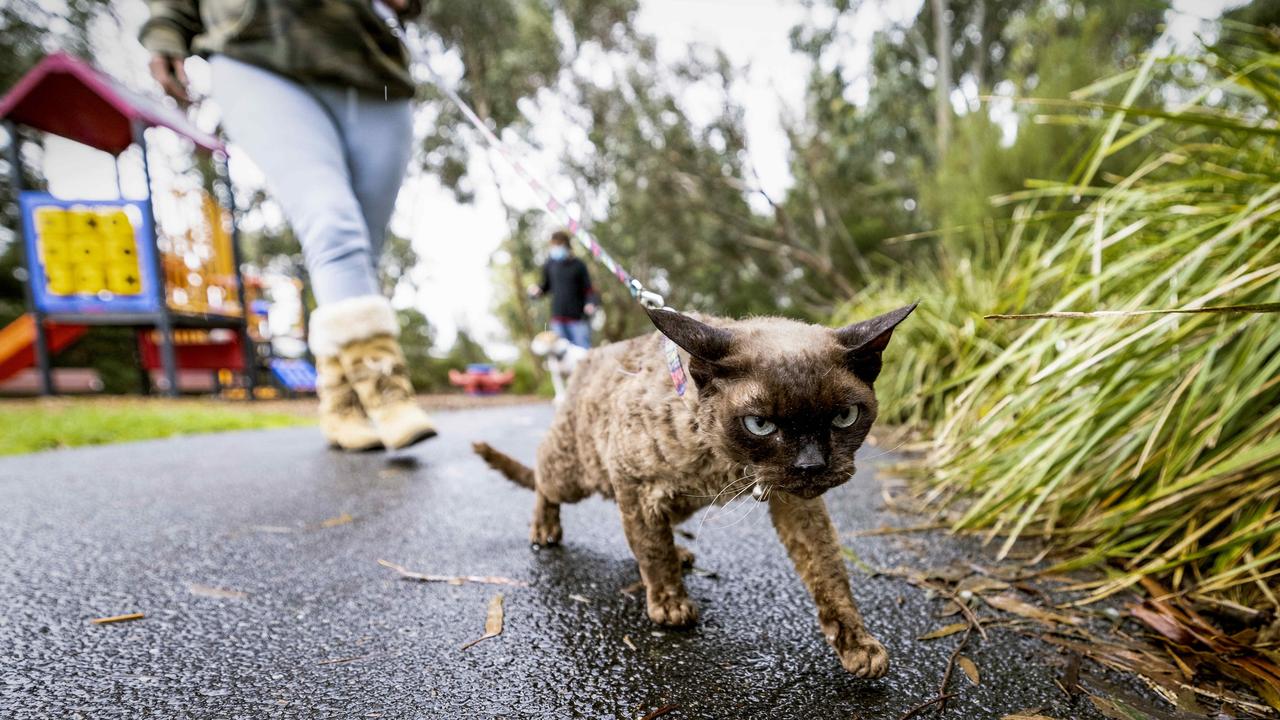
[937,625,974,712]
[638,703,680,720]
[897,693,957,720]
[90,613,144,625]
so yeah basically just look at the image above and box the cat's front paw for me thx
[646,589,699,626]
[832,631,889,678]
[675,545,696,569]
[529,517,562,547]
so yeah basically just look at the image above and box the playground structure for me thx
[0,53,264,397]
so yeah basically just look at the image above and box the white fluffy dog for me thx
[530,330,588,404]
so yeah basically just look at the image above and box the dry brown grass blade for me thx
[378,559,528,587]
[318,512,353,528]
[917,622,968,640]
[985,302,1280,320]
[90,613,144,625]
[460,593,505,650]
[984,593,1084,627]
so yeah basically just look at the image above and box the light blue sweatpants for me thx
[210,55,414,305]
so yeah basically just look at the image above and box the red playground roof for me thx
[0,53,222,155]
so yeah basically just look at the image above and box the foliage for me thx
[0,398,311,455]
[837,26,1280,606]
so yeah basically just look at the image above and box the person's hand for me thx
[527,283,542,299]
[149,54,191,106]
[584,303,597,316]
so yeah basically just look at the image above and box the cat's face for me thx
[647,305,915,499]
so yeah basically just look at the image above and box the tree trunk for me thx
[930,0,952,164]
[973,0,987,100]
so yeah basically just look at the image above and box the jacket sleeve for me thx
[538,262,551,296]
[139,0,203,57]
[580,262,599,306]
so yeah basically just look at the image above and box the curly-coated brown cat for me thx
[474,304,915,678]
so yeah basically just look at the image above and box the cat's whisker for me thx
[697,483,753,533]
[704,480,765,530]
[862,437,910,461]
[683,470,758,500]
[714,490,769,530]
[694,472,757,535]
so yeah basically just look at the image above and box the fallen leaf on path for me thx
[1039,633,1276,718]
[623,634,637,651]
[1128,588,1280,712]
[957,655,980,686]
[918,622,969,641]
[1129,602,1196,646]
[956,576,1012,595]
[460,593,505,650]
[985,593,1083,627]
[1089,695,1158,720]
[251,525,296,534]
[319,512,353,528]
[91,613,144,625]
[187,583,247,600]
[1058,652,1081,699]
[937,600,964,617]
[569,594,590,604]
[378,559,528,587]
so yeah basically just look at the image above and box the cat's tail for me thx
[472,442,536,490]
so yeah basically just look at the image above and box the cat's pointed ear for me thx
[645,307,734,362]
[834,303,917,383]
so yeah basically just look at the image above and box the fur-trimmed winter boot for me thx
[314,354,383,451]
[309,296,437,450]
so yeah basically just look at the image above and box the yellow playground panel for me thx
[31,190,242,317]
[34,205,144,298]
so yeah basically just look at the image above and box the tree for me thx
[785,0,1170,285]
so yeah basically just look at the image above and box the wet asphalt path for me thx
[1,403,1124,719]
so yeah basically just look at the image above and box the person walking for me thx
[140,0,437,452]
[530,231,598,349]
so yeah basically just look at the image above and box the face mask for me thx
[549,246,568,261]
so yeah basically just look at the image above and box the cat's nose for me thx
[793,443,827,472]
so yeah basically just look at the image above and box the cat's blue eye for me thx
[832,405,860,428]
[742,416,777,436]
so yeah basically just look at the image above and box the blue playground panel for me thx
[270,358,316,393]
[20,192,161,315]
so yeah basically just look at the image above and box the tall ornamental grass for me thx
[840,26,1280,607]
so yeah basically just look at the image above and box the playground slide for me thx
[0,314,87,383]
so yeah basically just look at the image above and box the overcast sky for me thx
[40,0,1245,359]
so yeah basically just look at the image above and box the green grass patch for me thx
[0,399,314,456]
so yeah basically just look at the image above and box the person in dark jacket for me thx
[530,231,598,348]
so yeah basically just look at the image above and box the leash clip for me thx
[635,285,665,310]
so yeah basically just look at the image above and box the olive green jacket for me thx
[140,0,418,99]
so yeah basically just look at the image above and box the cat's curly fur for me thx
[474,304,915,678]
